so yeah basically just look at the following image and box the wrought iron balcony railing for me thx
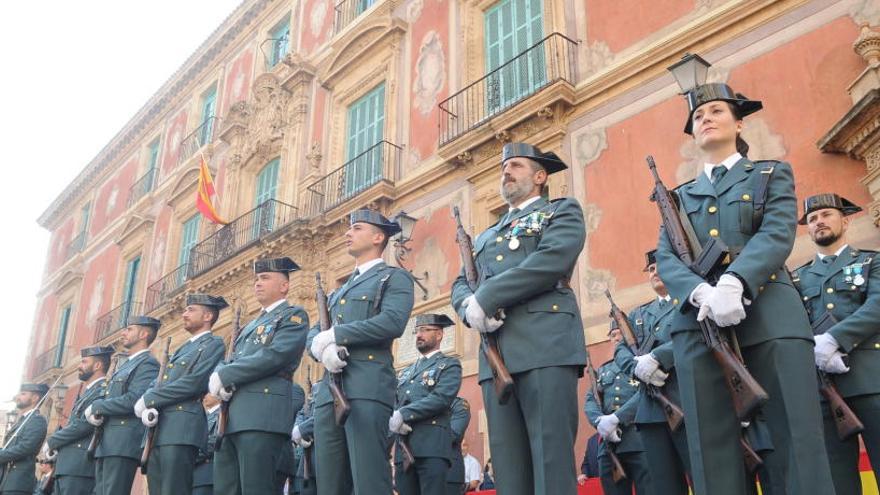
[66,231,87,258]
[334,0,376,33]
[189,199,299,279]
[438,33,577,146]
[305,140,402,217]
[178,117,220,166]
[128,167,157,207]
[33,345,68,377]
[94,301,142,343]
[144,264,189,314]
[261,34,290,68]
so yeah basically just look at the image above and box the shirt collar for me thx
[420,350,441,360]
[355,258,384,277]
[817,244,849,260]
[188,330,211,343]
[127,349,149,361]
[85,376,107,390]
[510,195,542,212]
[19,408,36,418]
[658,294,671,303]
[703,152,743,180]
[263,299,286,313]
[207,404,221,414]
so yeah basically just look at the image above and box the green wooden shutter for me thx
[80,203,91,236]
[200,86,218,145]
[146,139,160,191]
[356,0,376,16]
[484,0,544,114]
[254,159,280,236]
[269,20,290,67]
[54,305,72,367]
[121,255,141,325]
[345,84,385,196]
[179,215,201,269]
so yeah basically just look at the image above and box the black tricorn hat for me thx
[501,143,568,175]
[643,249,657,272]
[683,83,763,135]
[127,315,161,330]
[81,346,114,358]
[798,193,862,225]
[254,257,300,274]
[21,383,49,396]
[350,209,402,237]
[186,293,229,310]
[414,313,455,330]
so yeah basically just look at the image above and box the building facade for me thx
[27,0,880,490]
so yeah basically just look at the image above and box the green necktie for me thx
[711,165,728,185]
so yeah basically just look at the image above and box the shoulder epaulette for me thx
[792,259,813,273]
[673,178,697,192]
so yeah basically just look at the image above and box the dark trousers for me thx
[213,431,287,495]
[599,450,651,495]
[314,398,393,495]
[481,366,579,495]
[54,475,95,495]
[192,487,213,495]
[822,393,880,495]
[444,482,465,495]
[147,444,197,495]
[94,456,138,495]
[395,457,449,495]
[638,422,690,495]
[293,476,317,495]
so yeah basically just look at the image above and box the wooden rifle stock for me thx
[88,357,120,459]
[740,433,763,473]
[586,353,627,482]
[140,337,172,474]
[452,206,514,404]
[301,372,313,481]
[398,435,416,472]
[316,273,352,426]
[812,312,863,440]
[646,156,768,421]
[216,306,243,450]
[604,290,684,431]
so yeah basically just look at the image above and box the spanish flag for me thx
[196,153,228,225]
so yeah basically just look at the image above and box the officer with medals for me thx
[392,313,462,495]
[209,257,310,494]
[654,59,834,494]
[192,394,220,495]
[307,209,415,495]
[615,250,691,494]
[0,383,49,495]
[585,327,651,495]
[792,193,880,494]
[135,294,228,495]
[43,346,113,495]
[292,381,319,495]
[450,142,587,495]
[86,316,160,495]
[445,397,470,495]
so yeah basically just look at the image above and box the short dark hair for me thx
[144,327,158,345]
[725,102,750,157]
[95,355,111,373]
[205,307,219,326]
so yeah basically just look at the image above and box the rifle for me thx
[215,305,243,450]
[812,311,863,440]
[397,434,416,472]
[605,290,684,431]
[301,368,313,481]
[585,352,627,482]
[140,337,172,474]
[42,383,83,492]
[452,206,515,404]
[316,273,352,426]
[646,156,768,421]
[87,355,119,459]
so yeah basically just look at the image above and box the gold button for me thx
[168,364,174,368]
[613,405,620,410]
[759,286,764,292]
[852,285,857,290]
[121,421,125,425]
[181,362,186,366]
[742,194,751,201]
[708,206,718,214]
[368,355,374,360]
[406,390,411,394]
[673,298,679,305]
[361,295,367,300]
[826,288,834,294]
[340,299,346,305]
[614,396,620,401]
[410,380,414,383]
[769,274,776,281]
[163,375,168,380]
[177,406,183,410]
[432,420,437,425]
[826,303,835,310]
[615,386,620,391]
[410,414,415,419]
[496,255,504,261]
[709,228,719,237]
[526,229,533,234]
[264,388,269,393]
[496,236,503,243]
[77,444,81,448]
[874,343,880,349]
[552,304,559,311]
[803,296,809,301]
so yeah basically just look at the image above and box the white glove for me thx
[699,274,747,327]
[310,329,336,361]
[218,386,234,402]
[389,410,409,434]
[462,295,489,332]
[209,372,224,397]
[814,333,841,369]
[292,425,304,445]
[822,352,850,374]
[321,344,348,374]
[633,354,668,387]
[689,283,713,307]
[596,414,621,443]
[40,443,57,461]
[483,316,504,334]
[141,408,159,427]
[85,405,103,426]
[134,396,147,418]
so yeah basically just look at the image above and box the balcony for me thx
[33,345,69,377]
[127,168,157,207]
[178,117,220,166]
[261,34,290,69]
[144,264,188,314]
[189,199,299,279]
[66,231,87,258]
[334,0,375,33]
[94,301,142,343]
[438,33,578,146]
[305,140,402,217]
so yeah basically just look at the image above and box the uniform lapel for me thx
[806,257,825,277]
[821,249,855,285]
[714,158,752,197]
[686,172,716,199]
[340,262,385,296]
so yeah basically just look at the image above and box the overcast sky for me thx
[0,0,243,406]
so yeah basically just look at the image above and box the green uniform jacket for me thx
[216,301,309,436]
[450,197,587,381]
[445,397,470,484]
[585,360,642,456]
[193,407,219,489]
[613,298,680,424]
[656,159,812,347]
[294,386,316,480]
[306,262,415,408]
[142,333,226,448]
[793,247,880,398]
[0,411,48,493]
[91,351,160,460]
[47,378,106,477]
[394,352,462,461]
[277,383,305,477]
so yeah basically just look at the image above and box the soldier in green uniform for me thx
[614,250,691,494]
[0,383,49,495]
[136,294,228,495]
[445,397,470,495]
[292,381,318,495]
[192,394,220,495]
[209,257,310,495]
[585,328,651,495]
[654,68,835,494]
[391,313,463,495]
[792,193,880,495]
[450,142,587,495]
[274,383,305,494]
[307,209,415,495]
[44,346,113,495]
[86,316,160,495]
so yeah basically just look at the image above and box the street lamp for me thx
[392,211,429,300]
[667,53,711,93]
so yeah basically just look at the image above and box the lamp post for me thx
[392,211,430,301]
[667,52,711,93]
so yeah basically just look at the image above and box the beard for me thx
[78,368,95,382]
[500,178,532,205]
[813,229,842,247]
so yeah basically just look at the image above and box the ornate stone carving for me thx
[574,128,608,167]
[406,0,424,23]
[413,31,446,116]
[536,106,554,120]
[582,267,615,302]
[869,199,880,227]
[866,147,880,173]
[306,142,323,170]
[453,151,473,168]
[221,73,291,169]
[855,23,880,66]
[582,202,602,234]
[494,129,511,143]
